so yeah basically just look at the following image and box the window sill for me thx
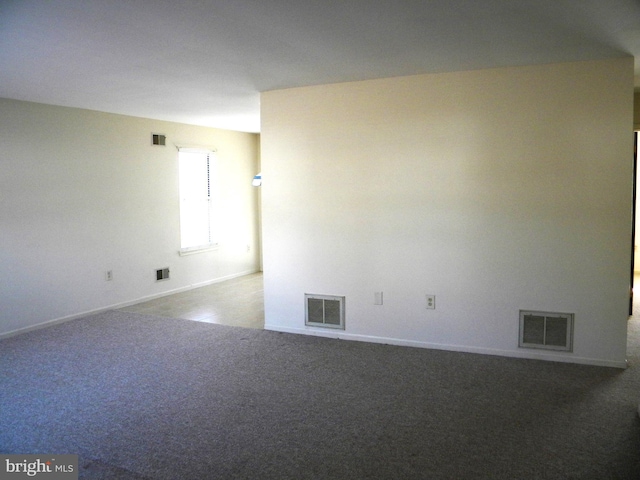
[179,243,219,256]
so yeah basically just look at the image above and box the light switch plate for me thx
[374,292,383,305]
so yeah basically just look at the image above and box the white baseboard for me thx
[264,325,628,369]
[0,269,260,340]
[114,269,261,309]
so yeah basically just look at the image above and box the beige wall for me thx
[261,57,634,367]
[1,99,261,335]
[635,91,640,129]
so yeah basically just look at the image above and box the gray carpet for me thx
[2,310,640,479]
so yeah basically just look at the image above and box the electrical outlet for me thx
[426,294,435,309]
[105,270,113,281]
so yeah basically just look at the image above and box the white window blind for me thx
[178,148,218,254]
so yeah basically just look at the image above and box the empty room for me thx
[2,1,640,478]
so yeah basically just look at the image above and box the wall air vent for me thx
[152,134,166,146]
[305,294,345,330]
[156,267,170,281]
[519,310,574,352]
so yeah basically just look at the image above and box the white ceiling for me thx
[1,0,639,133]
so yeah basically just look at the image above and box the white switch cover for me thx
[374,292,383,305]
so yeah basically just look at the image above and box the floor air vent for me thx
[305,294,345,329]
[156,267,170,281]
[519,310,573,352]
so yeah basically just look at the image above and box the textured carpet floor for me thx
[2,310,640,479]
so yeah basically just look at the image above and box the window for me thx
[178,148,218,254]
